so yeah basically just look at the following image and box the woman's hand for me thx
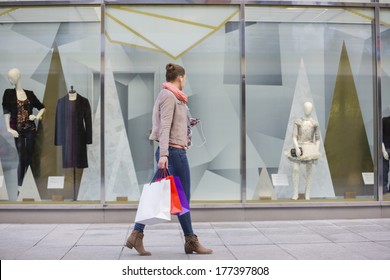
[158,156,168,169]
[190,118,200,127]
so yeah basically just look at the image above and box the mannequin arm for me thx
[4,114,19,138]
[292,123,301,157]
[383,143,389,160]
[29,108,45,121]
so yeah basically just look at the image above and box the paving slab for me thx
[228,244,296,260]
[62,245,123,260]
[279,243,368,260]
[214,228,273,245]
[15,245,72,260]
[337,242,390,259]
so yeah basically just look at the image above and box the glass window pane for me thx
[0,6,101,203]
[245,6,375,202]
[381,9,390,200]
[104,5,241,203]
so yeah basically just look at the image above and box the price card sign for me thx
[47,176,65,189]
[271,174,289,186]
[0,176,4,188]
[362,172,374,185]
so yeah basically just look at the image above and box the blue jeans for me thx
[134,146,195,236]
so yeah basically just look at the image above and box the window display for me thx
[381,10,390,200]
[0,2,388,206]
[245,7,374,201]
[0,6,101,202]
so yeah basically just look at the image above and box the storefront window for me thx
[0,2,385,206]
[0,6,101,202]
[381,9,390,201]
[104,5,241,202]
[245,6,375,201]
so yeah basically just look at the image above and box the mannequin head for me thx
[303,101,313,117]
[8,68,21,86]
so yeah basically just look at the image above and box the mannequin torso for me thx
[16,89,27,101]
[3,68,45,138]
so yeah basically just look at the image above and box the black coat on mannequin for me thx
[55,94,92,168]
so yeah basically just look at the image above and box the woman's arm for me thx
[157,92,176,169]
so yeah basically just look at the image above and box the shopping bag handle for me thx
[149,168,170,184]
[156,168,170,178]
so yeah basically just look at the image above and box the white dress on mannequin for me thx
[286,102,321,200]
[287,117,321,162]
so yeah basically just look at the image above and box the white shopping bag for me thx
[134,178,171,225]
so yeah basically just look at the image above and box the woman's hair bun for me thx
[166,63,175,71]
[165,63,185,82]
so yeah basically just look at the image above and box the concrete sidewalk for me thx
[1,219,390,260]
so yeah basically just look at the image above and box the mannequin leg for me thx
[384,154,390,193]
[305,163,313,200]
[292,162,300,200]
[14,135,25,193]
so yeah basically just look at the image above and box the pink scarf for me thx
[162,82,188,103]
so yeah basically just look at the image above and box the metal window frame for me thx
[0,0,387,204]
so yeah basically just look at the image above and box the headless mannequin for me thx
[4,68,45,138]
[291,102,320,200]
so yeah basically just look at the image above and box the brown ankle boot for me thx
[126,230,151,256]
[185,235,213,254]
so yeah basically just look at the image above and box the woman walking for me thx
[126,63,213,256]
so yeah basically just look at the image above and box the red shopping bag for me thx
[165,175,183,215]
[154,169,182,215]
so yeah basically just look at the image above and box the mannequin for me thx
[2,68,45,195]
[382,104,390,194]
[288,102,321,200]
[55,86,92,170]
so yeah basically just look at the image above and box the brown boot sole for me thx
[126,241,151,256]
[185,249,213,254]
[125,241,133,249]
